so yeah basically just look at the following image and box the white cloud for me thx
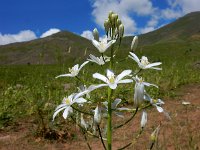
[81,30,94,40]
[91,0,155,35]
[140,26,155,34]
[147,17,159,27]
[90,0,200,35]
[0,30,37,45]
[167,0,200,14]
[163,0,200,20]
[161,8,182,19]
[40,28,60,38]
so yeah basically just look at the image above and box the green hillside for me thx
[0,31,94,64]
[123,11,200,46]
[0,12,200,65]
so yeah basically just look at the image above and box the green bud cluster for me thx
[104,11,124,39]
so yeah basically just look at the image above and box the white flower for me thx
[144,93,164,113]
[93,69,133,89]
[94,105,102,125]
[87,54,110,65]
[103,99,129,118]
[92,37,116,53]
[52,92,87,121]
[129,52,162,70]
[144,93,171,120]
[77,85,91,99]
[133,76,158,107]
[80,113,88,130]
[55,61,89,78]
[141,110,147,128]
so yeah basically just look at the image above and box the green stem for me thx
[71,105,93,116]
[71,116,92,150]
[109,45,114,69]
[101,53,106,63]
[113,107,138,129]
[97,125,107,150]
[107,88,113,150]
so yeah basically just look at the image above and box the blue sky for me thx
[0,0,199,45]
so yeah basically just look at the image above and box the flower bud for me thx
[80,113,88,130]
[117,19,122,27]
[94,105,101,125]
[108,11,114,20]
[93,28,99,41]
[134,76,144,107]
[141,111,147,128]
[111,13,118,23]
[150,125,160,142]
[131,36,138,51]
[104,19,110,32]
[119,24,124,38]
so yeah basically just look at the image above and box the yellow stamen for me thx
[65,98,71,105]
[109,75,115,84]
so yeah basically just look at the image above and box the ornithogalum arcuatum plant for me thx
[53,11,169,150]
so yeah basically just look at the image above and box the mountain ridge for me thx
[0,11,200,65]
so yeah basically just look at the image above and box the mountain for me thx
[0,31,94,65]
[0,11,200,65]
[123,11,200,46]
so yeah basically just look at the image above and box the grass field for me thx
[0,39,200,149]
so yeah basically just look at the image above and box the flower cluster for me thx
[52,11,168,150]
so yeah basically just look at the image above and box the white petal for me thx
[118,79,133,84]
[88,84,107,91]
[93,73,108,83]
[79,61,89,71]
[63,106,73,119]
[143,82,158,88]
[55,103,67,111]
[92,40,100,50]
[112,99,121,109]
[88,54,99,63]
[116,70,132,82]
[107,69,114,79]
[157,99,165,105]
[53,106,66,121]
[74,91,88,100]
[73,64,79,71]
[129,52,140,64]
[146,62,162,68]
[55,74,73,78]
[104,40,116,50]
[74,97,87,104]
[117,107,131,111]
[143,93,151,102]
[92,40,102,53]
[151,67,162,70]
[109,83,117,89]
[155,105,163,112]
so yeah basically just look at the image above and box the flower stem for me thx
[107,88,113,150]
[110,45,114,69]
[97,125,107,150]
[113,107,138,129]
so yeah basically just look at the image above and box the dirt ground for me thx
[0,84,200,150]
